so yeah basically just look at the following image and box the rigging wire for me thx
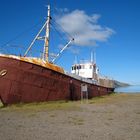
[51,19,73,40]
[49,20,74,64]
[0,7,74,61]
[50,22,67,42]
[0,19,44,49]
[0,43,43,57]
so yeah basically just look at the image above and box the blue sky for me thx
[0,0,140,84]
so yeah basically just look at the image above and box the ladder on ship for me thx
[81,84,88,103]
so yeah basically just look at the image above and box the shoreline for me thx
[115,92,140,94]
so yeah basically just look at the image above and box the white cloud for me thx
[56,10,114,47]
[55,8,69,14]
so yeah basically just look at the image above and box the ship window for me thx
[72,66,75,70]
[72,65,81,70]
[90,65,92,69]
[72,67,73,70]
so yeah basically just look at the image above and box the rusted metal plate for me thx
[0,78,11,105]
[0,56,114,105]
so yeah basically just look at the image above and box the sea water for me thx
[115,85,140,93]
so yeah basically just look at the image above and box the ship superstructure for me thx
[71,53,114,88]
[71,52,99,81]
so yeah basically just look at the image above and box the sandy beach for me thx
[0,93,140,140]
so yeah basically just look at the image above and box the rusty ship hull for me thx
[0,55,114,105]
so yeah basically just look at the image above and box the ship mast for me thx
[24,5,74,63]
[43,5,51,61]
[24,5,51,62]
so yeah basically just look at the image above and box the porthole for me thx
[0,69,7,77]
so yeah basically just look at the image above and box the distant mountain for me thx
[114,80,130,88]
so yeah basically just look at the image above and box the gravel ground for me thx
[0,93,140,140]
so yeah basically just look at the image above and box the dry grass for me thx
[0,100,81,112]
[89,93,140,104]
[0,93,139,111]
[0,101,3,108]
